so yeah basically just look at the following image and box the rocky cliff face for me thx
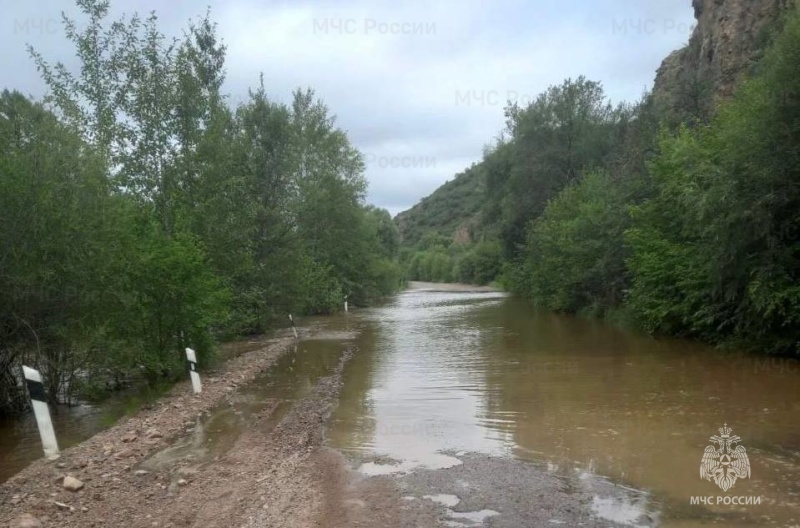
[653,0,793,120]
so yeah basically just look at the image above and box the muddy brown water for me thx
[0,381,174,483]
[325,285,800,527]
[2,284,799,526]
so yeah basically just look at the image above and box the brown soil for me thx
[0,334,358,527]
[1,334,421,528]
[1,325,639,528]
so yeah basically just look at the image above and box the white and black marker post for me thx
[22,366,60,459]
[185,348,202,394]
[344,294,349,313]
[288,314,298,339]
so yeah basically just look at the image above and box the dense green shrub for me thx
[522,171,629,315]
[626,9,800,353]
[455,242,503,285]
[0,2,404,414]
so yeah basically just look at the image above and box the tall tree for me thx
[488,77,617,257]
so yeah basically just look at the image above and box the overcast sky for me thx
[3,0,695,215]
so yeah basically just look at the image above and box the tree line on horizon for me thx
[401,7,800,357]
[0,0,402,415]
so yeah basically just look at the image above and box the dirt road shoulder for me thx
[1,335,296,527]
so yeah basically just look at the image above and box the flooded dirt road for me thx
[325,282,800,527]
[2,282,799,527]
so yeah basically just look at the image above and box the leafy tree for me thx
[455,242,503,285]
[1,1,404,415]
[490,77,618,257]
[625,127,717,336]
[405,249,455,283]
[366,207,400,259]
[627,7,800,353]
[524,171,630,314]
[0,90,125,407]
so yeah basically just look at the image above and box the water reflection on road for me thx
[328,284,800,527]
[2,283,798,526]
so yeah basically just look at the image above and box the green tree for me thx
[455,242,503,285]
[627,7,800,353]
[491,77,617,257]
[0,90,126,408]
[524,171,630,314]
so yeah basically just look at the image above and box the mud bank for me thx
[0,334,298,527]
[0,313,702,527]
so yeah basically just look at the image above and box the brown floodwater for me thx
[3,285,799,526]
[0,337,348,484]
[326,286,800,527]
[141,337,347,475]
[0,380,174,483]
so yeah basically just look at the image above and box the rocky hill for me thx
[653,0,793,119]
[396,0,794,245]
[395,163,484,247]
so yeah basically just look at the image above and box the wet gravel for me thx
[0,335,296,527]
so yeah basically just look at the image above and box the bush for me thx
[521,171,629,314]
[455,242,503,285]
[125,232,230,376]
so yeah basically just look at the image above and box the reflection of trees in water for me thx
[326,292,800,523]
[475,297,800,510]
[327,321,381,453]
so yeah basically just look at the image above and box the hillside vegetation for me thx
[396,163,484,248]
[398,4,800,356]
[0,1,402,415]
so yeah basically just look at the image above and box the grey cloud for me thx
[1,0,695,214]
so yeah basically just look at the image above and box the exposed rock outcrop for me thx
[653,0,794,120]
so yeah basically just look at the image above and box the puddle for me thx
[590,496,652,528]
[422,494,461,507]
[447,508,500,524]
[417,491,499,526]
[358,452,463,476]
[141,336,347,477]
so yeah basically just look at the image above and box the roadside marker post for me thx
[344,295,348,313]
[289,314,298,339]
[22,366,60,460]
[185,348,202,394]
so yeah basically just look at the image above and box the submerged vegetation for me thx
[0,1,402,415]
[400,7,800,356]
